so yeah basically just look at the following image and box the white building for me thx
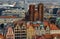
[46,26,50,34]
[2,9,25,18]
[50,30,60,34]
[0,18,23,24]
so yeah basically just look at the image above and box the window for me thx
[21,31,26,33]
[15,29,19,30]
[15,37,20,39]
[21,37,26,39]
[21,26,26,30]
[15,31,20,33]
[21,34,26,35]
[22,8,25,10]
[15,34,20,36]
[7,38,12,39]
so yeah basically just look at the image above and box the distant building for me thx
[2,9,25,18]
[49,8,58,18]
[26,3,44,21]
[29,4,35,21]
[53,8,58,14]
[6,26,14,39]
[34,10,39,21]
[0,18,23,24]
[38,3,44,21]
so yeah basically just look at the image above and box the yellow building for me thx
[27,23,35,39]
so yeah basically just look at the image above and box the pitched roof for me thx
[51,34,60,37]
[43,20,59,30]
[44,34,52,39]
[49,24,59,30]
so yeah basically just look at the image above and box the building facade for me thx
[6,26,15,39]
[29,4,35,21]
[20,22,27,39]
[38,3,44,21]
[14,24,21,39]
[27,22,35,39]
[14,22,27,39]
[34,10,39,21]
[46,26,50,34]
[2,9,25,18]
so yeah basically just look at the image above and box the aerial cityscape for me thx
[0,0,60,39]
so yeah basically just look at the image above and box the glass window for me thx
[15,31,20,33]
[36,27,38,30]
[15,34,20,36]
[21,31,26,33]
[21,35,27,37]
[21,26,26,30]
[21,34,26,35]
[15,29,20,30]
[21,37,26,39]
[7,38,11,39]
[15,37,20,39]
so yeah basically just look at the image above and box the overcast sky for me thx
[0,0,60,3]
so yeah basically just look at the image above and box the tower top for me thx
[38,3,44,5]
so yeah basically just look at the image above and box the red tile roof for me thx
[26,21,59,30]
[36,36,46,39]
[49,24,59,30]
[43,20,59,30]
[0,34,5,39]
[33,24,40,27]
[34,34,60,39]
[43,20,49,26]
[13,20,59,30]
[51,34,60,37]
[44,34,52,39]
[0,16,17,18]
